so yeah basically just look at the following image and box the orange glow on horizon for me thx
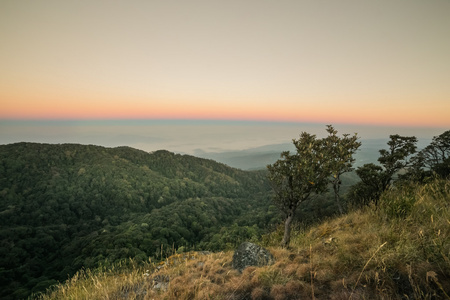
[1,92,449,128]
[1,82,449,128]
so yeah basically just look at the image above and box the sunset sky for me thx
[1,0,449,127]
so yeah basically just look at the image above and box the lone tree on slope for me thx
[267,131,330,248]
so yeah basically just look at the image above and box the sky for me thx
[1,0,449,127]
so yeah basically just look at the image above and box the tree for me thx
[352,135,417,206]
[323,125,361,214]
[349,163,385,206]
[267,132,330,248]
[418,130,450,177]
[378,134,418,190]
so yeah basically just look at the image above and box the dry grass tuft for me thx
[269,284,287,300]
[251,286,269,300]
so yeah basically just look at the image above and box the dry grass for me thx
[36,179,450,300]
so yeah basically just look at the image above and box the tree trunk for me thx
[333,179,343,214]
[281,206,296,248]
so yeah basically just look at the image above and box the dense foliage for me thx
[0,143,276,299]
[349,130,450,206]
[350,134,418,206]
[410,130,450,180]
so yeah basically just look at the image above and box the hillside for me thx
[37,178,450,299]
[0,143,277,299]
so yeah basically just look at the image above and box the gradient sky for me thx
[1,0,449,127]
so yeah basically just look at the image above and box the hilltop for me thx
[38,178,449,299]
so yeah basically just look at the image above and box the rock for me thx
[232,242,274,272]
[152,274,169,291]
[322,236,338,247]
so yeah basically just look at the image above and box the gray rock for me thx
[152,274,169,291]
[232,242,274,272]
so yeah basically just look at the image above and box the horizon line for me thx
[1,117,448,129]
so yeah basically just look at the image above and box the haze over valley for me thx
[0,120,441,170]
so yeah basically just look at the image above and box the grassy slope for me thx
[37,179,450,300]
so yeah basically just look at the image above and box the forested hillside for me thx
[39,178,450,300]
[0,143,276,299]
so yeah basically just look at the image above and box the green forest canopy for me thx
[0,143,276,299]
